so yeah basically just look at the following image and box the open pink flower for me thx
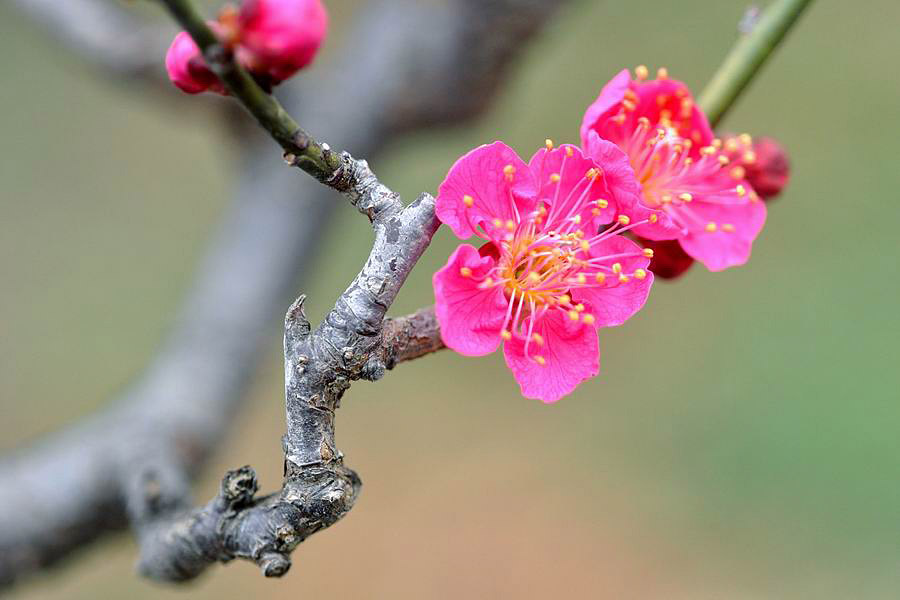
[433,141,654,403]
[580,67,766,271]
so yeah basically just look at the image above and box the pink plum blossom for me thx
[580,67,767,272]
[433,141,654,403]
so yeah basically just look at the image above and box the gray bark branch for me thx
[0,0,567,588]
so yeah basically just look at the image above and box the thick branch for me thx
[0,0,568,588]
[11,0,168,78]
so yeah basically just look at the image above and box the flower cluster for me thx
[165,0,327,95]
[434,66,787,402]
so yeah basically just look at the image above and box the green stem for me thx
[158,0,343,183]
[698,0,814,127]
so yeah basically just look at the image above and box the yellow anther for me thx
[637,116,651,129]
[575,229,585,238]
[463,194,474,207]
[572,215,582,225]
[482,277,494,287]
[576,273,587,285]
[622,99,637,112]
[585,168,598,179]
[684,157,694,166]
[718,155,730,166]
[503,164,516,176]
[712,138,722,149]
[580,240,590,252]
[595,272,606,284]
[649,213,658,223]
[612,262,622,273]
[505,219,516,231]
[527,271,541,283]
[545,138,554,150]
[705,222,718,233]
[657,67,669,79]
[592,208,601,217]
[574,303,585,312]
[731,166,746,180]
[534,355,546,366]
[550,173,561,183]
[617,215,630,226]
[739,133,753,146]
[642,248,654,259]
[559,294,571,305]
[679,193,693,202]
[612,113,627,125]
[596,199,609,209]
[492,218,503,228]
[532,333,544,345]
[661,194,673,204]
[743,150,757,164]
[565,146,574,157]
[722,223,736,233]
[500,330,512,341]
[459,267,472,277]
[568,310,580,321]
[634,268,647,280]
[724,138,739,153]
[635,65,649,80]
[736,184,747,197]
[582,313,596,325]
[618,274,630,283]
[701,146,717,156]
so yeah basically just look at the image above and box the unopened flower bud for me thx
[634,237,694,280]
[743,137,790,201]
[237,0,328,83]
[721,134,790,201]
[165,30,226,95]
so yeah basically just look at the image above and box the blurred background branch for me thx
[0,0,567,590]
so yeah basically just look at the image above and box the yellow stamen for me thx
[657,67,669,79]
[595,273,606,284]
[705,222,718,233]
[634,268,647,280]
[545,138,554,150]
[550,173,561,183]
[568,310,580,321]
[618,274,630,283]
[649,214,658,223]
[596,199,608,209]
[532,333,544,346]
[460,267,472,277]
[722,223,736,233]
[505,219,516,231]
[565,146,574,157]
[642,248,654,259]
[558,294,571,305]
[534,355,546,366]
[582,314,596,325]
[463,194,474,207]
[635,65,649,80]
[612,262,622,273]
[736,184,746,197]
[500,330,512,341]
[574,303,585,312]
[679,193,693,202]
[617,215,630,226]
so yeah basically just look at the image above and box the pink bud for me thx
[237,0,328,83]
[165,30,226,95]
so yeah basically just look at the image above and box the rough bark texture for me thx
[0,0,567,588]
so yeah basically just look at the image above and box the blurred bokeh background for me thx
[1,0,898,598]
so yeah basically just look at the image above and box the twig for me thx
[698,0,814,127]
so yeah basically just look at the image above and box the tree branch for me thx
[698,0,814,127]
[0,0,568,589]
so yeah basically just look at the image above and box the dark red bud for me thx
[635,237,694,280]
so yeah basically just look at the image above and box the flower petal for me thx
[678,198,767,271]
[503,310,599,403]
[582,131,659,226]
[433,244,508,356]
[572,234,653,327]
[580,68,631,146]
[528,143,610,229]
[435,141,538,240]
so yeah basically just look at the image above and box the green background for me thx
[2,1,898,597]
